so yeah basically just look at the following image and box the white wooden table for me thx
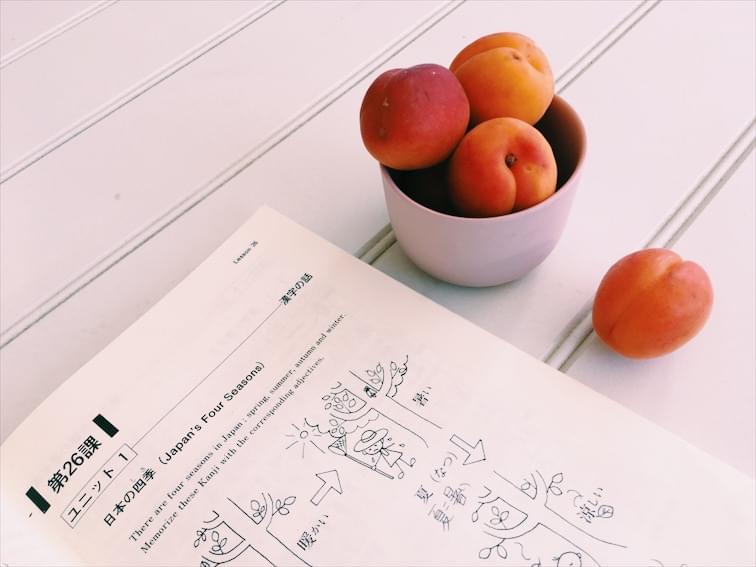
[1,0,754,483]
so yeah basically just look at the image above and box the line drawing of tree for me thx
[472,470,629,566]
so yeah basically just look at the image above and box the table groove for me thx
[0,0,117,69]
[554,0,659,94]
[544,119,756,373]
[0,0,464,348]
[355,221,394,263]
[0,0,285,185]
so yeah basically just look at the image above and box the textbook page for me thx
[1,206,753,567]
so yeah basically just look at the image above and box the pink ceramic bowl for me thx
[382,95,586,287]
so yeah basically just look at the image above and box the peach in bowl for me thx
[381,95,586,287]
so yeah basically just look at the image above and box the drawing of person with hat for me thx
[352,428,416,479]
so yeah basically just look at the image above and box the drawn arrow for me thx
[310,470,343,505]
[449,434,486,465]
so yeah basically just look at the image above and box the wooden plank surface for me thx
[0,0,101,57]
[1,0,263,172]
[0,0,447,332]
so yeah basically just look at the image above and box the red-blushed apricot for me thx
[592,249,714,359]
[450,32,554,126]
[448,117,557,217]
[359,64,469,170]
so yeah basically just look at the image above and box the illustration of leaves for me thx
[551,472,564,484]
[550,486,563,496]
[210,532,228,553]
[479,547,492,560]
[250,498,266,522]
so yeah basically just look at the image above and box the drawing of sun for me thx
[284,421,325,458]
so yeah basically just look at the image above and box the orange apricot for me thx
[592,249,714,359]
[448,117,557,217]
[450,32,554,126]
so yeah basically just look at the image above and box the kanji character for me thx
[78,436,101,458]
[416,485,433,503]
[48,469,68,493]
[296,531,316,551]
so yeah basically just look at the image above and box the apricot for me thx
[359,64,469,170]
[448,117,557,217]
[450,32,554,126]
[592,249,714,359]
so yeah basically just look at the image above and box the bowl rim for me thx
[382,94,587,224]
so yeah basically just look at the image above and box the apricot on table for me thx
[359,63,469,170]
[450,32,554,126]
[448,117,557,217]
[592,248,714,359]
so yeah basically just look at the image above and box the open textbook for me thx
[1,206,753,566]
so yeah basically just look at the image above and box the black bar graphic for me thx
[26,486,50,513]
[93,414,118,437]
